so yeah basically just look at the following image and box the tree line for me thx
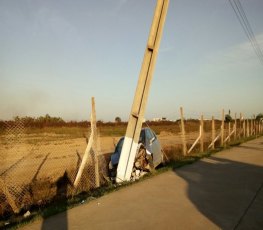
[0,113,262,129]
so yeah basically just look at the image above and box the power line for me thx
[234,0,263,62]
[228,0,263,65]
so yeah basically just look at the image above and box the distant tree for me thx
[13,116,20,122]
[256,113,263,121]
[225,114,232,123]
[115,117,121,123]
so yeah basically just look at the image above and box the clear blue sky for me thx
[1,0,262,121]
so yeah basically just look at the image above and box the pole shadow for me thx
[174,153,263,229]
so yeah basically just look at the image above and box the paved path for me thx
[22,137,263,230]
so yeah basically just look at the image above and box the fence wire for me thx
[0,117,261,221]
[0,120,107,220]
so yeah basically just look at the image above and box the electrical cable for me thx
[235,0,263,61]
[228,0,263,65]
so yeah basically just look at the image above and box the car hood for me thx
[111,151,121,166]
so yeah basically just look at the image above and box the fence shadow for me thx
[41,171,73,230]
[174,155,263,229]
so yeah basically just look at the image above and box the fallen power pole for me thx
[116,0,169,182]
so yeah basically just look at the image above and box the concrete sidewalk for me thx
[22,137,263,230]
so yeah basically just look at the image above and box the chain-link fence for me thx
[0,120,108,220]
[0,116,262,223]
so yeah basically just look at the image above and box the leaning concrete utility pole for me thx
[116,0,169,182]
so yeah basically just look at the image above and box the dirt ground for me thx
[0,127,231,217]
[0,129,224,183]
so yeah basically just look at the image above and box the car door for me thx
[145,128,162,166]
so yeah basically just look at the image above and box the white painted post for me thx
[116,0,169,182]
[180,107,187,155]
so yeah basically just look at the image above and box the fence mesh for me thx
[0,120,107,220]
[0,117,261,222]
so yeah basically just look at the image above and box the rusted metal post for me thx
[180,107,187,155]
[117,0,170,182]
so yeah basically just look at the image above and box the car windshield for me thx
[139,130,145,144]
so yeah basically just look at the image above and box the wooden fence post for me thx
[187,125,202,154]
[234,113,237,140]
[239,113,242,138]
[74,97,100,188]
[91,97,100,188]
[243,117,246,138]
[0,178,19,213]
[200,115,204,152]
[247,119,250,137]
[211,116,215,150]
[250,118,254,136]
[228,122,231,143]
[180,107,187,156]
[221,109,224,147]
